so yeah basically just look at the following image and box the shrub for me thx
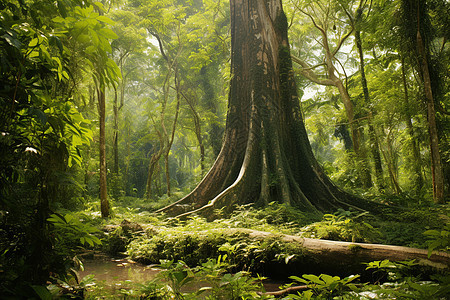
[300,212,381,243]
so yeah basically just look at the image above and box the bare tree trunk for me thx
[157,0,377,218]
[112,86,120,174]
[146,147,163,200]
[381,129,402,194]
[355,13,384,189]
[179,90,205,174]
[125,116,131,194]
[401,56,424,193]
[417,30,444,203]
[97,88,109,218]
[164,80,181,197]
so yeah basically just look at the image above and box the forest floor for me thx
[62,197,450,299]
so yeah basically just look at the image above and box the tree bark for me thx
[400,56,424,193]
[240,229,450,275]
[380,128,402,194]
[112,85,120,174]
[416,30,444,203]
[157,0,377,218]
[354,8,384,190]
[98,88,109,218]
[179,90,206,174]
[164,78,181,197]
[123,225,450,276]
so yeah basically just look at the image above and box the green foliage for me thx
[365,259,419,282]
[300,211,381,243]
[130,257,270,300]
[48,213,102,255]
[127,228,226,266]
[157,260,195,299]
[53,4,121,89]
[362,259,450,299]
[286,273,360,299]
[126,218,307,276]
[374,207,445,248]
[424,222,450,257]
[108,173,125,201]
[0,0,100,296]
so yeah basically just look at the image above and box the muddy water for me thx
[78,256,284,294]
[78,257,159,284]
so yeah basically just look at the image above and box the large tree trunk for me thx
[157,0,374,218]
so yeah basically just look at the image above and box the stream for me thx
[77,256,284,296]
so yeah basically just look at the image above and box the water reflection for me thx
[78,257,159,286]
[78,256,282,295]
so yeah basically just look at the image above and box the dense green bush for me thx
[300,212,381,243]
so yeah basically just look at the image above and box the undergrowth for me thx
[29,199,449,299]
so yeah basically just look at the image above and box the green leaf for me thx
[31,285,52,300]
[28,107,48,125]
[424,230,440,237]
[64,214,73,223]
[86,237,94,247]
[49,36,64,53]
[93,1,105,12]
[303,274,324,285]
[97,15,115,25]
[52,16,65,23]
[29,37,39,47]
[88,28,99,47]
[99,28,118,39]
[320,274,340,285]
[1,32,22,49]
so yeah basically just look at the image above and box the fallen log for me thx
[122,224,449,278]
[235,228,449,276]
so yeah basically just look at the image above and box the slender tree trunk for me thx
[164,81,181,197]
[113,54,127,175]
[416,30,444,203]
[146,68,178,199]
[400,56,424,193]
[112,86,120,174]
[146,134,163,200]
[180,90,206,174]
[335,79,372,188]
[355,18,384,189]
[125,116,131,194]
[157,0,376,218]
[98,88,109,218]
[381,129,402,194]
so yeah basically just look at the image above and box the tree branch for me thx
[298,7,326,37]
[291,55,335,86]
[259,285,309,297]
[332,27,354,56]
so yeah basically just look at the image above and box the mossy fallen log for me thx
[237,228,449,276]
[124,226,449,279]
